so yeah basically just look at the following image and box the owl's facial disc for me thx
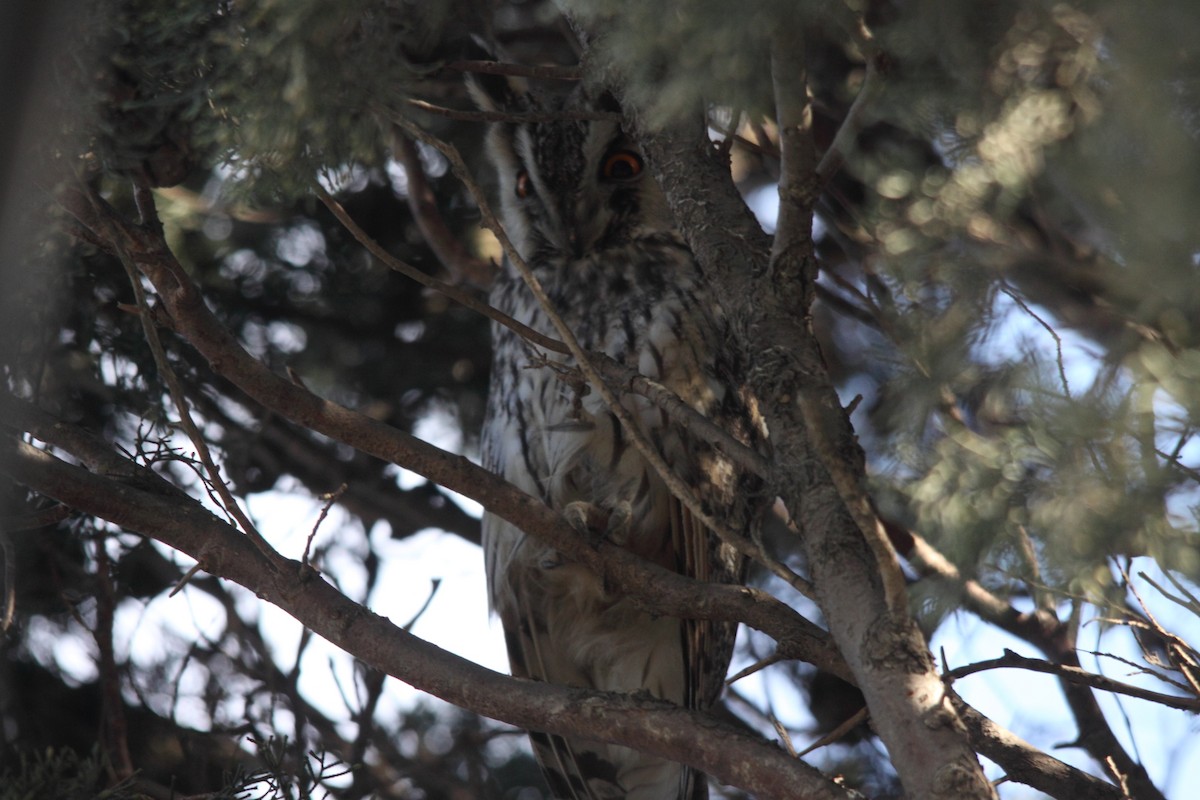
[512,118,652,261]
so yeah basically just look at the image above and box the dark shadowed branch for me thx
[4,438,854,800]
[946,648,1200,713]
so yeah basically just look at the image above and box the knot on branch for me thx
[862,611,934,675]
[749,345,800,408]
[931,755,995,798]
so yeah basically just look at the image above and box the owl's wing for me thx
[672,488,746,717]
[485,509,702,800]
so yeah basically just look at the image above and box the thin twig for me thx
[169,562,204,598]
[767,706,798,758]
[394,115,814,599]
[402,579,442,631]
[303,483,347,571]
[445,59,582,81]
[392,134,494,287]
[1002,284,1071,398]
[405,97,619,123]
[725,652,784,686]
[944,648,1200,712]
[1079,645,1191,694]
[96,177,287,573]
[316,186,568,355]
[795,707,869,758]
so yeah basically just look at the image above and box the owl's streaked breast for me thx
[486,235,724,570]
[475,83,762,800]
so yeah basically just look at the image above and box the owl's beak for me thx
[565,198,603,259]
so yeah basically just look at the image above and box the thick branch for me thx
[954,698,1125,800]
[50,190,842,677]
[5,441,854,800]
[602,39,998,800]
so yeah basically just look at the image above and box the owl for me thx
[473,75,766,800]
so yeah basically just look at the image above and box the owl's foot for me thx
[563,499,633,548]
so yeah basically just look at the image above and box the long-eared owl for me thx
[473,73,767,800]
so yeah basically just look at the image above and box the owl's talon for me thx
[563,501,593,534]
[604,500,633,545]
[563,499,629,548]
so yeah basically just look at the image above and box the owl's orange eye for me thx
[600,150,643,181]
[515,170,532,198]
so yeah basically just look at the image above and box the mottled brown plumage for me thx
[476,79,766,799]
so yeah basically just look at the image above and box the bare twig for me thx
[725,652,784,686]
[1002,284,1071,398]
[402,579,442,632]
[445,59,582,81]
[404,97,618,123]
[392,134,494,287]
[168,563,204,598]
[302,483,347,571]
[393,114,815,599]
[945,648,1200,712]
[94,176,287,573]
[795,707,869,758]
[315,185,569,355]
[7,440,854,800]
[1080,644,1192,694]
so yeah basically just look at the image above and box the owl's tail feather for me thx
[528,728,707,800]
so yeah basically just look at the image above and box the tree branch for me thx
[393,114,812,599]
[953,696,1125,800]
[444,59,582,81]
[598,28,998,800]
[47,190,843,677]
[946,648,1200,713]
[898,516,1166,799]
[391,133,495,288]
[315,185,567,355]
[4,440,856,800]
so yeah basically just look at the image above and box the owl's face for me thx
[478,89,675,265]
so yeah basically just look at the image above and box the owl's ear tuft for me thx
[462,39,527,113]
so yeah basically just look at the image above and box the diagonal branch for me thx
[393,114,815,600]
[391,134,495,288]
[945,648,1200,712]
[952,695,1125,800]
[4,439,854,800]
[89,176,289,574]
[315,185,567,355]
[48,190,841,676]
[600,26,1000,800]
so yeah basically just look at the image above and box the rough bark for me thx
[594,55,998,800]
